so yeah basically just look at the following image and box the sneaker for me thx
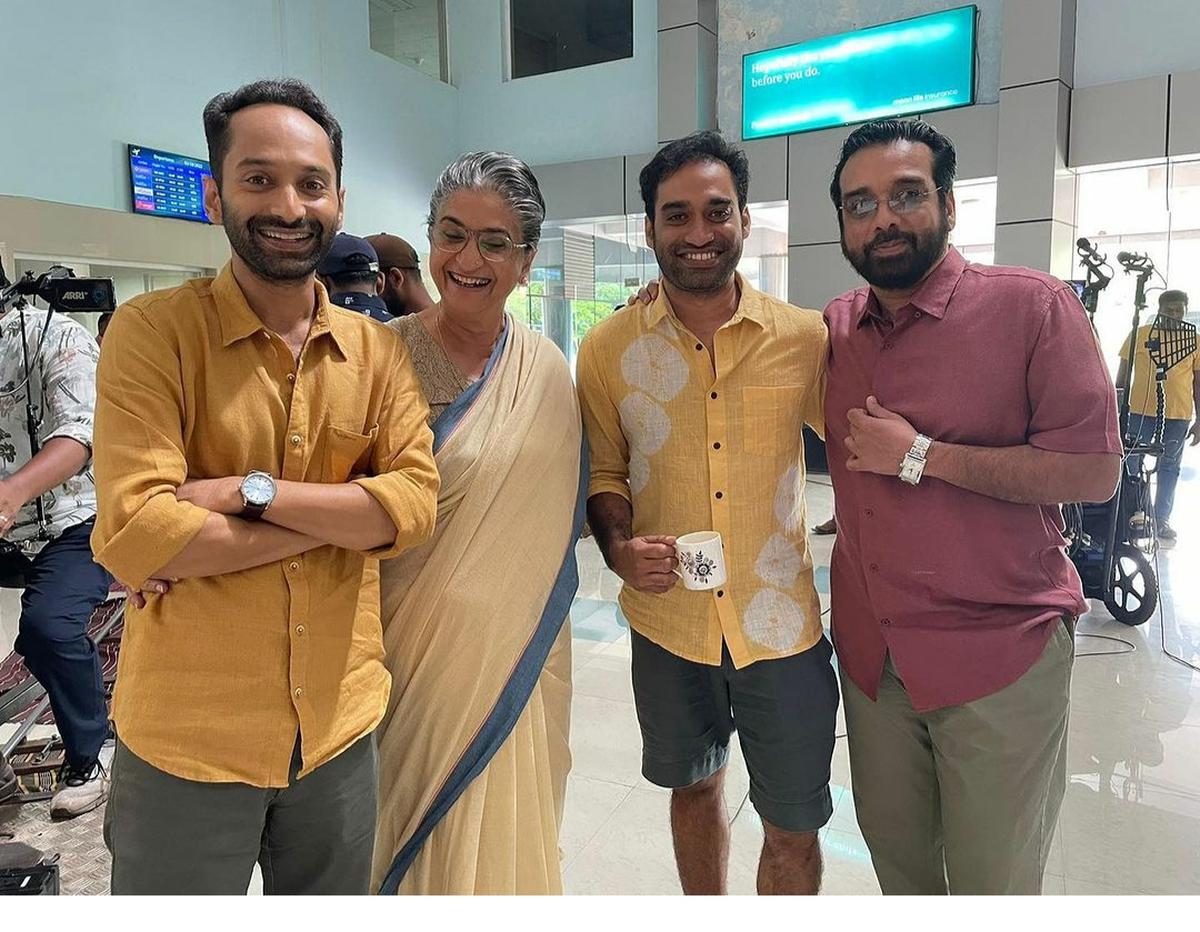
[812,517,838,535]
[1158,522,1177,542]
[0,754,16,803]
[49,759,108,820]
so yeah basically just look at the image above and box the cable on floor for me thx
[1074,633,1136,657]
[1153,546,1200,673]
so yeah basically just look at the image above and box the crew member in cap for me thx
[317,233,393,322]
[366,233,435,318]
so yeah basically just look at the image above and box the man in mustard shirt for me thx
[91,79,438,894]
[1118,289,1200,541]
[577,132,835,895]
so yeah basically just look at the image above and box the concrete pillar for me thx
[657,0,718,143]
[995,0,1077,275]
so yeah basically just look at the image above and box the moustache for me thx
[246,216,323,236]
[866,230,916,253]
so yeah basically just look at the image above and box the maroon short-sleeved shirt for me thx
[823,248,1122,711]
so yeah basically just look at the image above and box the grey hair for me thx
[427,151,546,250]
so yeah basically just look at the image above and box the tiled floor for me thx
[561,474,1200,895]
[4,475,1198,895]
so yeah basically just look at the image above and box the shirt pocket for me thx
[742,386,803,456]
[323,425,378,482]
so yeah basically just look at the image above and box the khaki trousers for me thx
[840,618,1074,895]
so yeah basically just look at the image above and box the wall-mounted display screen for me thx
[128,144,211,222]
[742,5,977,140]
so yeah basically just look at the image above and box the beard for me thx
[841,209,951,291]
[220,199,335,283]
[655,235,744,294]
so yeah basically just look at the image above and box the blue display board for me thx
[128,144,211,222]
[742,5,977,140]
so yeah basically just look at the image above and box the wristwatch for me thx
[239,470,277,520]
[898,434,933,486]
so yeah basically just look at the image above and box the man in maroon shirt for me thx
[823,119,1122,895]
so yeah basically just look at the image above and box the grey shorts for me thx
[630,630,839,833]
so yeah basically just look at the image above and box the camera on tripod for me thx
[0,263,117,316]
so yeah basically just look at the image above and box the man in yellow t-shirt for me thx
[1117,290,1200,541]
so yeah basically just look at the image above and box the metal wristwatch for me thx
[898,434,933,486]
[238,470,277,520]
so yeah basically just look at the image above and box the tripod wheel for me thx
[1104,542,1158,626]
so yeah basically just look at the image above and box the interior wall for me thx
[0,0,460,255]
[450,0,659,167]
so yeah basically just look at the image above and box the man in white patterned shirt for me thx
[0,292,112,818]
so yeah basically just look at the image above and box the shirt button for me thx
[295,625,305,635]
[881,618,892,626]
[883,341,894,350]
[865,508,874,517]
[291,434,302,445]
[870,563,879,572]
[287,373,296,383]
[915,311,924,318]
[715,491,724,500]
[716,589,725,598]
[713,442,721,450]
[289,561,300,572]
[695,342,703,351]
[294,686,304,697]
[710,391,718,400]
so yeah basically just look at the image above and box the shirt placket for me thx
[705,325,738,654]
[861,311,919,640]
[266,332,314,765]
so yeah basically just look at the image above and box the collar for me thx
[211,263,348,358]
[646,272,768,330]
[856,246,966,329]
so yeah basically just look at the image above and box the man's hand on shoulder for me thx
[626,280,660,307]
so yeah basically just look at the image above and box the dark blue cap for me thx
[327,291,393,322]
[317,233,380,277]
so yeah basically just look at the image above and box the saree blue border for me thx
[378,330,588,895]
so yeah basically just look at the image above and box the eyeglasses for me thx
[430,220,531,262]
[839,187,944,221]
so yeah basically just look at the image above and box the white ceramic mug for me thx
[673,531,728,591]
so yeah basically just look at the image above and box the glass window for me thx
[509,0,633,80]
[950,178,997,266]
[369,0,448,83]
[1072,162,1195,368]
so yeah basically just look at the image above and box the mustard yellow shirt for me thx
[92,265,438,786]
[576,277,827,668]
[1121,321,1199,421]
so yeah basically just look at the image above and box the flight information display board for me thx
[742,5,977,140]
[128,144,211,222]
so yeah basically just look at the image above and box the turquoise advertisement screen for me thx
[742,5,977,140]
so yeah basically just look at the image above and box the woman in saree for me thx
[372,152,585,895]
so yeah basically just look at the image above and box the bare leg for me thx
[758,820,822,895]
[669,769,729,894]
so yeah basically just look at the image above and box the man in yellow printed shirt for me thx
[1117,289,1200,541]
[577,132,835,896]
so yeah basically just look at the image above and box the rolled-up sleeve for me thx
[352,338,439,559]
[576,334,631,502]
[1026,285,1123,455]
[90,305,209,589]
[41,320,100,454]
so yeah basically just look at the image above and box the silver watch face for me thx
[242,472,275,507]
